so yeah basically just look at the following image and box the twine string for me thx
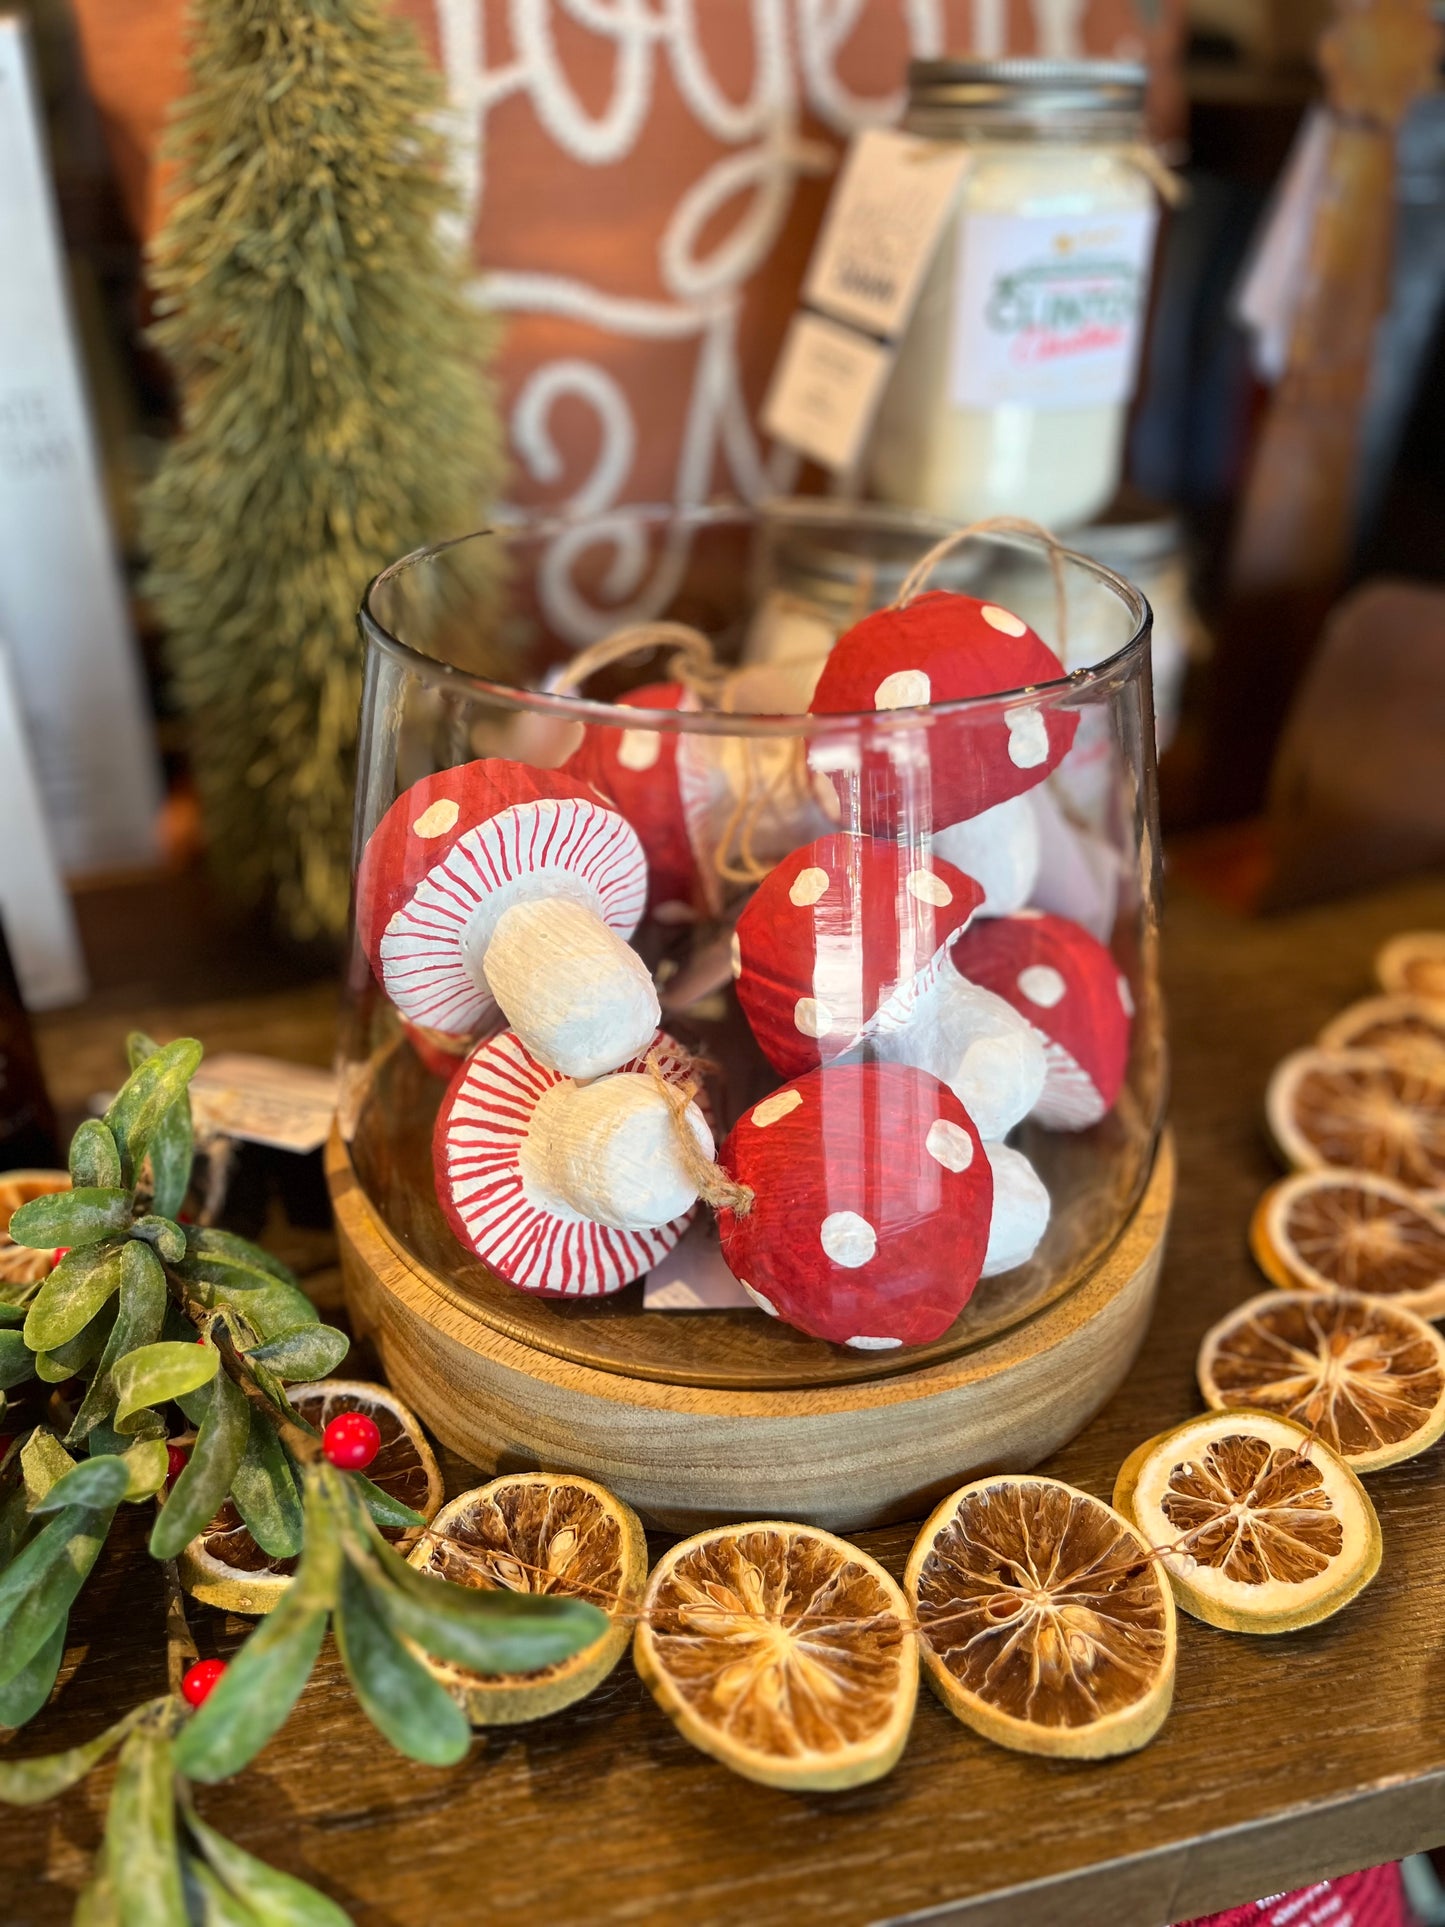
[893,513,1072,655]
[551,621,725,699]
[644,1050,754,1217]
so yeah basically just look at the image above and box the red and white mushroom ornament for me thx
[807,592,1076,835]
[714,1062,993,1349]
[981,1142,1051,1277]
[434,1028,712,1297]
[949,911,1132,1129]
[868,958,1046,1141]
[729,833,984,1078]
[567,683,705,920]
[932,791,1041,919]
[356,759,659,1081]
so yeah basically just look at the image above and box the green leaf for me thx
[131,1215,187,1265]
[22,1244,126,1352]
[0,1482,31,1569]
[171,1257,319,1345]
[105,1038,204,1192]
[185,1226,298,1289]
[131,1034,195,1221]
[106,1727,188,1927]
[184,1805,351,1926]
[70,1118,123,1191]
[247,1324,349,1383]
[185,1856,264,1927]
[353,1476,426,1535]
[38,1295,118,1377]
[113,1340,218,1432]
[0,1615,64,1728]
[74,1868,120,1927]
[10,1189,133,1252]
[0,1293,31,1325]
[20,1427,75,1505]
[0,1503,117,1689]
[29,1455,130,1515]
[230,1414,303,1560]
[345,1503,605,1677]
[335,1556,469,1766]
[120,1437,170,1502]
[150,1369,248,1561]
[0,1706,143,1805]
[68,1242,170,1444]
[0,1329,34,1390]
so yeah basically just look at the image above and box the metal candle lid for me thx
[906,57,1148,140]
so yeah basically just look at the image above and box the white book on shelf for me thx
[0,14,161,878]
[0,638,87,1009]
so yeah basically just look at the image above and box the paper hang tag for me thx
[763,127,972,475]
[189,1054,339,1156]
[1235,106,1331,384]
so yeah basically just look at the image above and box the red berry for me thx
[49,1248,69,1269]
[322,1411,381,1471]
[181,1659,226,1708]
[167,1443,189,1484]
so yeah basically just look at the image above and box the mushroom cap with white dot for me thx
[905,868,953,908]
[1017,964,1067,1008]
[925,1118,974,1172]
[1118,973,1136,1016]
[820,1210,877,1268]
[413,797,460,839]
[740,1281,780,1317]
[981,604,1028,637]
[789,866,830,907]
[1005,706,1049,770]
[874,668,932,710]
[751,1088,803,1129]
[616,729,661,772]
[729,932,742,979]
[794,997,832,1038]
[845,1334,903,1351]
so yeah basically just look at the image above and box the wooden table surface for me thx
[9,866,1445,1927]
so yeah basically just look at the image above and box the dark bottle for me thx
[0,919,62,1170]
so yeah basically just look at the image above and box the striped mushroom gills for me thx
[356,758,659,1080]
[949,911,1132,1130]
[434,1028,713,1296]
[730,833,984,1078]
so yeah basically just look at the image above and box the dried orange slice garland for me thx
[905,1476,1175,1759]
[1319,995,1445,1072]
[1265,1047,1445,1195]
[634,1521,917,1790]
[1115,1411,1381,1634]
[408,1473,646,1724]
[1198,1290,1445,1471]
[180,1380,442,1613]
[1376,932,1445,1006]
[1251,1171,1445,1317]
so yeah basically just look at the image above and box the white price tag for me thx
[761,312,894,475]
[190,1055,338,1155]
[948,206,1159,411]
[804,129,973,340]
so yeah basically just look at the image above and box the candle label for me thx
[948,206,1158,410]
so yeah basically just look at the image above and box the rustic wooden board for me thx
[9,863,1445,1926]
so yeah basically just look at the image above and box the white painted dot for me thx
[1117,973,1135,1017]
[729,932,742,980]
[1005,706,1049,769]
[926,1119,974,1172]
[412,797,459,839]
[794,997,832,1038]
[616,729,661,772]
[875,668,931,710]
[846,1335,903,1351]
[741,1281,779,1318]
[1018,964,1067,1008]
[752,1089,803,1129]
[820,1211,876,1268]
[906,868,953,908]
[789,866,830,907]
[982,603,1028,637]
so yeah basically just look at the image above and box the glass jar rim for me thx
[358,504,1152,741]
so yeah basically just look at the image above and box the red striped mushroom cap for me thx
[568,684,703,919]
[715,1062,993,1348]
[807,592,1077,834]
[730,833,984,1078]
[356,758,659,1080]
[949,911,1132,1129]
[433,1028,711,1297]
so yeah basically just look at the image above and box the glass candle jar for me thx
[867,59,1160,530]
[340,505,1165,1407]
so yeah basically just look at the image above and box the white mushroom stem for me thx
[982,1143,1051,1278]
[480,897,660,1081]
[868,963,1047,1140]
[517,1072,712,1231]
[932,792,1041,918]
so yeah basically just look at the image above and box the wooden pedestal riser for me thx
[328,1127,1174,1532]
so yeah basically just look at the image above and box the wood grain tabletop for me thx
[8,865,1445,1927]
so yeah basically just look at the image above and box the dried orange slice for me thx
[634,1521,916,1790]
[1319,996,1445,1072]
[1198,1289,1445,1471]
[905,1476,1175,1759]
[1115,1411,1380,1634]
[1265,1047,1445,1194]
[407,1473,645,1723]
[1251,1171,1445,1318]
[0,1172,68,1291]
[180,1380,442,1613]
[1377,931,1445,1005]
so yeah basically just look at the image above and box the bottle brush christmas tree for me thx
[143,0,506,942]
